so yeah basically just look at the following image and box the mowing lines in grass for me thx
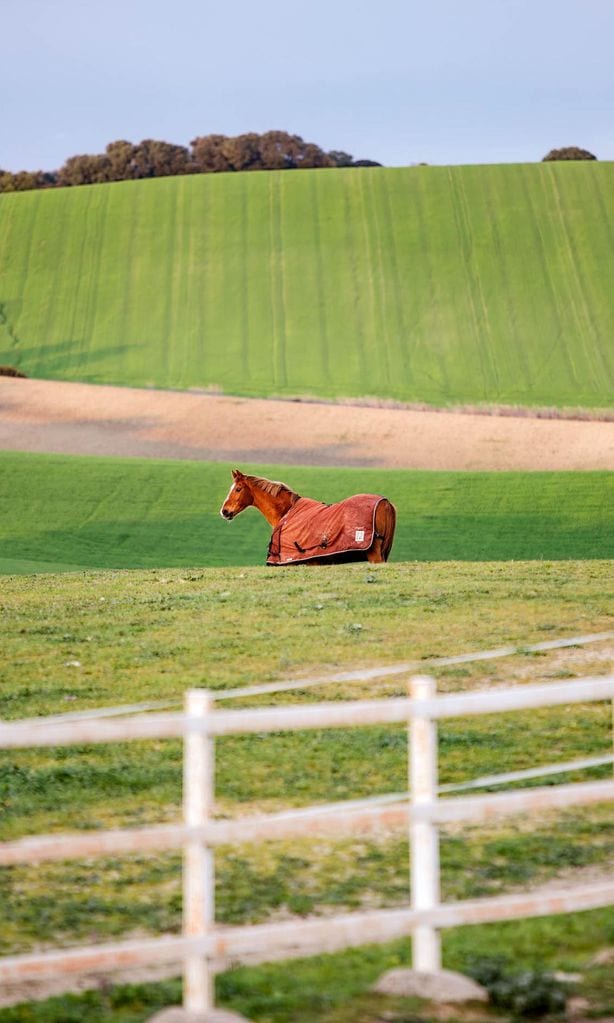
[1,163,613,406]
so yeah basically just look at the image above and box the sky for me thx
[3,0,612,172]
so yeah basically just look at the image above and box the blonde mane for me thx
[246,475,299,499]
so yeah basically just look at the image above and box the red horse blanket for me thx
[267,494,384,565]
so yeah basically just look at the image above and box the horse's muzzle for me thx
[221,508,234,520]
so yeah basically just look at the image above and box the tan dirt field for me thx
[1,378,613,469]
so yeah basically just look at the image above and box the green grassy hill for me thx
[1,163,613,408]
[0,451,611,573]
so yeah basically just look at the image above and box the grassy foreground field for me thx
[0,451,612,574]
[0,562,613,1020]
[1,162,613,408]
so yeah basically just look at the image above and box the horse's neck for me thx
[251,487,297,527]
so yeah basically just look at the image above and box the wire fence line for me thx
[14,629,613,727]
[212,630,614,701]
[439,752,614,793]
[14,700,178,726]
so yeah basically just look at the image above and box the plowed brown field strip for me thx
[1,378,613,470]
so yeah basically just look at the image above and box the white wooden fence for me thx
[0,648,613,1017]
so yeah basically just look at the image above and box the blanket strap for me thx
[293,538,333,554]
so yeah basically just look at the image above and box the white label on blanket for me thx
[355,529,365,542]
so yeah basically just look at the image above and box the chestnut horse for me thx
[220,469,396,564]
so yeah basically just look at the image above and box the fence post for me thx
[183,689,215,1012]
[409,675,441,972]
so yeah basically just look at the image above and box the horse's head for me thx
[220,469,254,521]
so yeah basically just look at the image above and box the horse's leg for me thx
[367,539,384,563]
[367,499,396,563]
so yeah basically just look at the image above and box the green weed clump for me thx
[466,956,567,1017]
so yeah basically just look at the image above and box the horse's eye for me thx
[235,486,242,493]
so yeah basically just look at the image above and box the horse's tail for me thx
[376,498,396,562]
[383,499,397,561]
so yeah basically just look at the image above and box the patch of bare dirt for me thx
[0,960,185,1009]
[1,378,613,469]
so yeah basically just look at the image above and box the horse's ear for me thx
[232,468,243,480]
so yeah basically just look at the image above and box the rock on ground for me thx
[373,968,488,1002]
[146,1009,252,1023]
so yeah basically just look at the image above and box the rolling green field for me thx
[1,162,613,408]
[1,563,613,1022]
[0,451,612,574]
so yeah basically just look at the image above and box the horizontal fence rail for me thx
[1,675,613,749]
[207,880,614,963]
[2,880,613,985]
[4,778,612,868]
[209,675,614,735]
[424,777,614,823]
[0,934,198,984]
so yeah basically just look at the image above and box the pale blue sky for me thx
[3,0,612,172]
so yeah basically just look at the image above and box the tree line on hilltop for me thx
[0,131,381,193]
[0,136,598,194]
